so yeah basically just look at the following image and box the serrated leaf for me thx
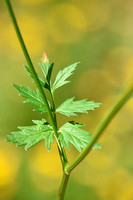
[24,65,50,90]
[6,119,54,151]
[39,60,54,84]
[52,62,80,92]
[13,84,47,113]
[59,122,101,152]
[32,118,47,125]
[56,97,101,117]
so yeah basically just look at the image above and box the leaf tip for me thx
[12,83,16,87]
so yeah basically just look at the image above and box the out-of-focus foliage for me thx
[0,0,133,199]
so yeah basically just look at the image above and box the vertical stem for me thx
[51,90,57,125]
[56,173,70,200]
[4,0,68,169]
[51,90,68,168]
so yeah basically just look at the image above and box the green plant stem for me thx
[56,173,70,200]
[50,90,69,199]
[66,79,133,173]
[51,90,68,166]
[51,90,57,125]
[4,0,68,169]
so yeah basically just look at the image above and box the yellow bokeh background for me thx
[0,0,133,199]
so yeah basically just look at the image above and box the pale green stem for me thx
[56,173,70,200]
[66,79,133,173]
[4,0,68,169]
[51,90,68,167]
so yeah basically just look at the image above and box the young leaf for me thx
[24,65,50,90]
[52,62,80,92]
[59,122,101,152]
[13,84,47,113]
[6,119,54,151]
[56,97,101,117]
[39,59,54,84]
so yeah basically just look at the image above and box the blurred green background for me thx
[0,0,133,199]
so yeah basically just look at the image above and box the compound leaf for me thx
[52,62,80,92]
[59,122,101,152]
[56,97,101,117]
[6,119,54,151]
[13,84,47,113]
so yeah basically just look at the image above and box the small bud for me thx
[42,51,49,63]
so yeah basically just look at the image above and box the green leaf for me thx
[52,62,80,92]
[6,119,54,151]
[59,122,101,152]
[24,65,50,90]
[56,97,101,117]
[39,60,54,84]
[13,84,47,113]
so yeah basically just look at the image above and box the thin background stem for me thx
[4,0,68,170]
[66,80,133,173]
